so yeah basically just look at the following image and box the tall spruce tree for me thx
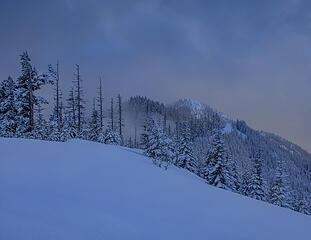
[0,76,18,136]
[88,97,100,142]
[269,158,287,207]
[206,129,231,189]
[240,170,251,196]
[141,101,151,149]
[227,153,241,193]
[15,51,53,133]
[246,150,266,201]
[176,122,197,173]
[143,118,174,169]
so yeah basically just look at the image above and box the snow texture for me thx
[1,138,311,240]
[222,122,233,134]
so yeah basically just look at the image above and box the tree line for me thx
[0,52,123,144]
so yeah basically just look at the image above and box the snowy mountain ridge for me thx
[172,99,232,121]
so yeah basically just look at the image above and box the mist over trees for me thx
[1,52,311,216]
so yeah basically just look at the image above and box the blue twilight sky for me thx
[0,0,311,152]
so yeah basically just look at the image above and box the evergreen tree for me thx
[141,101,154,150]
[33,103,47,140]
[109,97,114,131]
[290,190,310,215]
[88,97,100,142]
[227,153,241,193]
[241,170,251,196]
[144,119,174,169]
[47,120,66,141]
[176,122,196,172]
[246,151,266,201]
[103,129,121,145]
[141,112,154,152]
[206,130,231,189]
[0,76,18,137]
[66,88,76,128]
[117,94,124,145]
[269,159,287,207]
[15,51,53,133]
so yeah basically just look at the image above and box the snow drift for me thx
[0,138,310,240]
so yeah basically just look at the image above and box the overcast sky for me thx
[0,0,311,152]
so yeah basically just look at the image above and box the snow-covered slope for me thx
[1,138,310,240]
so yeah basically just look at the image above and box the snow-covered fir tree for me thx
[241,170,251,196]
[246,150,266,201]
[33,103,48,140]
[15,52,53,133]
[205,129,231,189]
[0,76,18,137]
[101,96,120,145]
[143,117,174,169]
[103,129,121,145]
[226,153,241,193]
[88,97,101,142]
[140,102,152,150]
[290,190,310,215]
[269,158,287,207]
[176,122,197,173]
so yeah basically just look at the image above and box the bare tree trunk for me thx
[134,107,138,148]
[56,60,60,126]
[28,71,34,131]
[134,125,137,148]
[76,64,81,133]
[110,97,114,130]
[117,94,123,144]
[163,110,167,133]
[59,101,63,126]
[99,77,103,129]
[71,88,76,126]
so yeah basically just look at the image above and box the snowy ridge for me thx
[1,138,311,240]
[173,99,208,118]
[173,99,233,121]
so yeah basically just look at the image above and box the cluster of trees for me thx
[140,111,298,210]
[1,52,310,216]
[0,52,122,144]
[128,98,311,216]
